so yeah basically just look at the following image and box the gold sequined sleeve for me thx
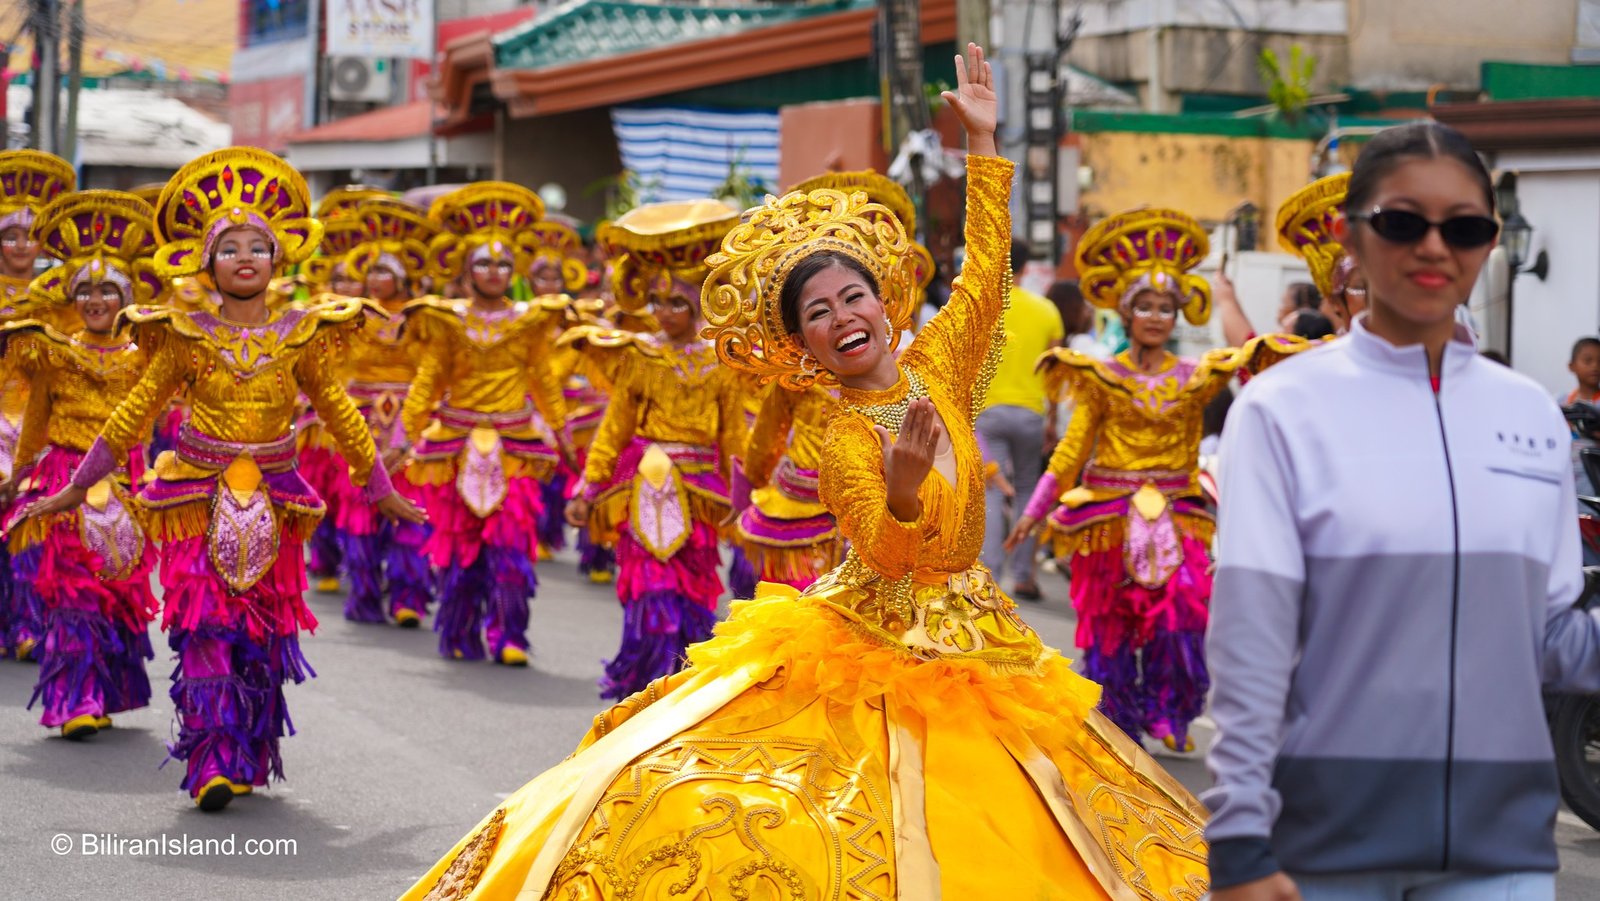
[524,325,569,437]
[902,154,1014,408]
[13,358,51,473]
[818,414,919,578]
[715,367,748,482]
[1043,385,1105,486]
[583,363,640,488]
[743,382,794,488]
[296,328,378,485]
[402,312,448,445]
[98,331,189,457]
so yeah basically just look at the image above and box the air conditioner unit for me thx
[327,57,393,103]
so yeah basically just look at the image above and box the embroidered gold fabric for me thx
[4,324,147,462]
[423,808,507,901]
[400,298,567,445]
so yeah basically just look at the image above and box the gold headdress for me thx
[702,185,917,389]
[316,185,389,221]
[1276,172,1350,299]
[526,216,590,294]
[787,170,936,302]
[152,146,322,279]
[129,182,167,207]
[600,199,739,312]
[29,190,163,308]
[346,198,437,285]
[301,184,389,290]
[1076,208,1211,326]
[0,149,76,234]
[426,181,546,280]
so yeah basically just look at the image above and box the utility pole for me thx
[425,0,439,185]
[1021,0,1079,263]
[877,0,929,232]
[29,0,61,153]
[956,0,990,57]
[62,0,83,165]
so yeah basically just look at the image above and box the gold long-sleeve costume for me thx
[401,299,568,507]
[734,380,843,586]
[577,331,745,549]
[403,156,1208,901]
[1032,336,1312,560]
[83,300,382,552]
[3,323,149,573]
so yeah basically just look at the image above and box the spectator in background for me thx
[1290,309,1337,341]
[1215,274,1333,347]
[976,238,1065,601]
[1277,281,1320,330]
[1047,278,1105,359]
[1566,336,1600,496]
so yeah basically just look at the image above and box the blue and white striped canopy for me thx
[611,105,780,203]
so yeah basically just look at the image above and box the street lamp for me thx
[1500,209,1550,281]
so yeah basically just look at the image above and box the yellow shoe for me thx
[1162,733,1196,753]
[588,570,614,585]
[394,609,421,629]
[537,544,552,561]
[60,715,99,741]
[15,637,38,662]
[496,646,529,667]
[94,716,113,730]
[230,782,254,796]
[195,776,235,812]
[450,649,464,660]
[315,577,341,593]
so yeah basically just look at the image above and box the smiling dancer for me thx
[562,199,745,701]
[402,45,1209,901]
[402,182,571,666]
[0,150,75,662]
[18,148,424,810]
[4,190,161,740]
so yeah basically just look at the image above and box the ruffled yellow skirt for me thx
[402,585,1209,901]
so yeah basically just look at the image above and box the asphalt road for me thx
[3,550,1600,899]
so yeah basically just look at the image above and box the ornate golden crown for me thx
[0,150,76,231]
[425,181,546,281]
[787,169,935,302]
[152,146,323,278]
[600,199,739,312]
[302,218,365,291]
[1275,172,1350,299]
[346,198,437,284]
[702,186,917,389]
[316,184,389,221]
[527,217,589,294]
[1076,207,1211,326]
[29,190,163,307]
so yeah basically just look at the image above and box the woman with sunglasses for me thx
[1004,207,1292,755]
[1206,122,1597,901]
[561,201,746,701]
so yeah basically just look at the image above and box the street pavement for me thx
[4,549,1600,899]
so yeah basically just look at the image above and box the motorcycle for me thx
[1546,437,1600,830]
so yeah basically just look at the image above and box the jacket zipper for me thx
[1431,365,1462,868]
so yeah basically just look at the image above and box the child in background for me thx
[1567,336,1600,496]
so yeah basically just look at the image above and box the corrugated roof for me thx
[493,0,868,71]
[2,0,235,84]
[5,84,231,166]
[288,100,433,144]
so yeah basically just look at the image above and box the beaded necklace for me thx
[845,368,929,434]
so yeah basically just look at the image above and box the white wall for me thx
[1498,162,1600,396]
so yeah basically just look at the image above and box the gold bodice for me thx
[4,325,146,460]
[582,335,746,485]
[98,299,380,483]
[743,381,835,485]
[346,297,416,387]
[401,298,567,443]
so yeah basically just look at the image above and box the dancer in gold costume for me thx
[402,45,1208,901]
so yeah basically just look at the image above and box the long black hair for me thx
[778,250,883,339]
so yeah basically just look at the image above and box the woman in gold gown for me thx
[401,45,1208,901]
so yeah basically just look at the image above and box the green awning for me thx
[494,0,872,71]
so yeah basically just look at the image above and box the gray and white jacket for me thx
[1203,317,1600,888]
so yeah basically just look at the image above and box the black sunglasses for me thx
[1348,208,1500,249]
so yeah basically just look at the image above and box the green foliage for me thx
[712,149,768,210]
[1257,44,1317,119]
[583,170,659,220]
